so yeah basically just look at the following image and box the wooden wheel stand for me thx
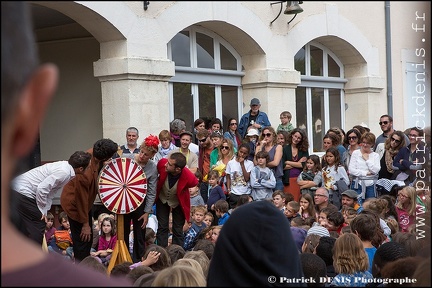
[98,157,147,275]
[107,214,132,274]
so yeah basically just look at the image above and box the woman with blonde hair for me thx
[395,186,419,232]
[255,126,284,190]
[207,138,235,193]
[331,233,373,286]
[172,258,204,277]
[151,265,206,287]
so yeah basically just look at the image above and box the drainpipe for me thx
[385,1,393,116]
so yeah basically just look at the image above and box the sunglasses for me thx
[379,121,389,125]
[263,133,272,137]
[229,123,237,126]
[391,137,401,144]
[221,146,230,150]
[198,138,207,143]
[348,136,357,141]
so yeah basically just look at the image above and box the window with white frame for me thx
[295,42,347,154]
[168,27,245,132]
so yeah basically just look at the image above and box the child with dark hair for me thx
[298,154,322,199]
[110,261,133,278]
[44,212,56,245]
[225,143,253,209]
[250,150,276,201]
[193,239,215,260]
[284,200,301,224]
[315,236,337,277]
[145,227,156,247]
[349,214,379,274]
[207,170,226,212]
[272,190,287,212]
[166,244,185,265]
[126,265,154,284]
[324,211,346,235]
[214,199,230,225]
[322,147,350,210]
[290,216,307,228]
[90,217,117,266]
[391,232,424,257]
[299,193,316,223]
[203,212,214,227]
[371,241,409,278]
[48,211,73,260]
[380,257,423,286]
[300,253,327,288]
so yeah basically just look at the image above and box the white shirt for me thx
[11,161,75,216]
[225,158,254,195]
[146,214,158,234]
[189,143,199,156]
[348,149,381,187]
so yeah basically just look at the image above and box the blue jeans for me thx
[275,178,284,191]
[351,183,375,206]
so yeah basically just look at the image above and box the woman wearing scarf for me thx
[377,130,406,180]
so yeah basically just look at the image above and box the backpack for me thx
[54,230,73,250]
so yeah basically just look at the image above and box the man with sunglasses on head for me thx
[374,115,409,151]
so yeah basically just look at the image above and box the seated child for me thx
[323,211,346,235]
[183,205,208,251]
[272,190,287,212]
[203,212,214,227]
[44,212,56,245]
[90,217,117,266]
[48,211,73,260]
[214,199,230,225]
[284,201,301,224]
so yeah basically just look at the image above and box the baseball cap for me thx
[341,189,359,199]
[250,98,260,106]
[246,128,259,137]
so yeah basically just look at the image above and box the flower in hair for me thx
[144,135,160,149]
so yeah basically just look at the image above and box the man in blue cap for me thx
[238,98,271,138]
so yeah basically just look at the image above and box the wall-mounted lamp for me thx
[144,1,150,11]
[270,1,304,25]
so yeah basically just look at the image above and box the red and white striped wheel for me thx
[98,157,147,214]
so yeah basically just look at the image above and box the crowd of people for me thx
[2,2,431,287]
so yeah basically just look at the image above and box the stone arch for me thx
[287,7,380,79]
[29,1,127,42]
